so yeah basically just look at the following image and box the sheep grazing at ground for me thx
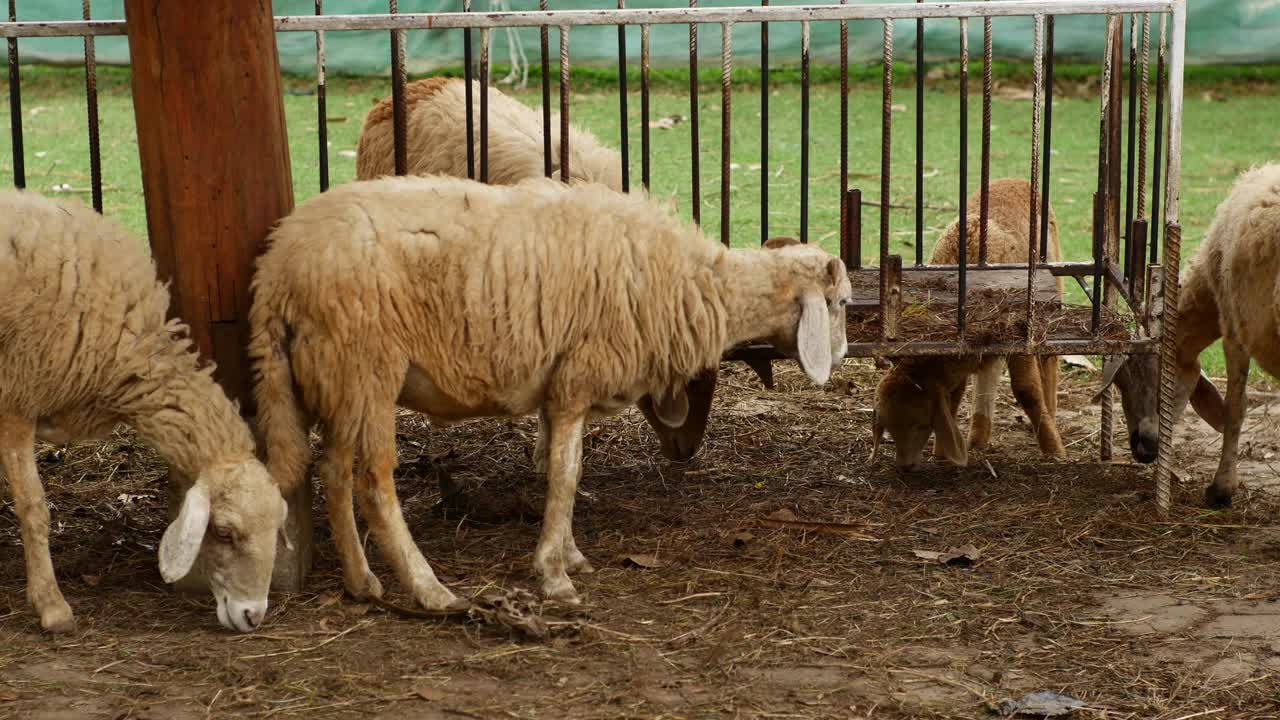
[355,76,622,190]
[248,174,852,607]
[872,178,1067,470]
[0,190,287,633]
[1099,163,1280,506]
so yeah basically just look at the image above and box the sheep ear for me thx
[763,236,801,250]
[159,482,211,583]
[825,257,845,287]
[1191,372,1227,433]
[651,385,690,428]
[931,388,967,466]
[1091,355,1127,403]
[796,290,833,385]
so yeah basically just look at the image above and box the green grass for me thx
[4,65,1279,377]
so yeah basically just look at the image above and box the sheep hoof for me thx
[40,602,76,634]
[347,572,384,601]
[1204,483,1236,509]
[539,575,580,605]
[413,583,460,612]
[566,555,595,575]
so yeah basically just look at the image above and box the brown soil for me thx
[3,362,1279,719]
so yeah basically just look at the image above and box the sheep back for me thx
[930,178,1062,273]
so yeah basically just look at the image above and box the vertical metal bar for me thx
[800,20,810,244]
[1096,15,1120,462]
[689,0,701,226]
[462,0,475,179]
[978,8,991,266]
[1130,218,1149,305]
[1149,14,1167,265]
[1123,14,1138,289]
[879,19,893,310]
[617,1,630,193]
[1133,13,1151,292]
[1039,15,1055,262]
[840,0,849,259]
[760,0,769,244]
[315,0,329,192]
[848,188,862,269]
[957,16,969,338]
[559,25,570,183]
[1091,192,1105,333]
[720,22,732,247]
[480,28,490,184]
[641,24,651,190]
[1094,14,1118,329]
[6,0,23,190]
[916,1,925,267]
[389,0,408,177]
[540,0,552,178]
[82,0,102,213]
[1026,14,1044,348]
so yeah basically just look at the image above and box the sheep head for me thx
[871,363,967,471]
[636,368,718,461]
[755,237,851,385]
[159,458,287,633]
[1097,351,1224,464]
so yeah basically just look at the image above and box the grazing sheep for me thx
[248,174,851,607]
[355,76,622,190]
[871,178,1067,470]
[0,190,287,633]
[1101,163,1280,506]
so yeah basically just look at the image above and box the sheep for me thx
[0,189,288,633]
[247,174,852,607]
[1100,162,1280,506]
[355,76,622,190]
[871,178,1067,470]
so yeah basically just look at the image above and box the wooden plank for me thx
[123,0,310,593]
[847,267,1059,311]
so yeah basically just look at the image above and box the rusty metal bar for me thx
[884,255,903,341]
[82,0,101,212]
[641,24,651,189]
[727,336,1160,363]
[480,27,490,183]
[760,0,769,244]
[800,20,810,244]
[1093,14,1118,336]
[879,19,893,310]
[957,16,969,338]
[1130,218,1149,305]
[840,0,849,256]
[688,0,700,225]
[559,24,570,183]
[1136,13,1151,223]
[720,21,732,246]
[915,0,925,266]
[978,7,990,266]
[389,0,408,177]
[1123,14,1138,288]
[617,1,629,193]
[1091,192,1105,333]
[6,0,22,189]
[1026,14,1044,348]
[1149,13,1167,264]
[315,0,329,192]
[1039,14,1055,262]
[540,0,551,178]
[462,0,474,179]
[844,188,862,268]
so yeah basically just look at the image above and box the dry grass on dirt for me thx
[3,361,1280,720]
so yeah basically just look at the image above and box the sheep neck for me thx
[716,250,797,349]
[1172,258,1222,370]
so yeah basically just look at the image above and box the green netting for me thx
[11,0,1280,76]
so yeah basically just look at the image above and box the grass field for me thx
[3,65,1279,375]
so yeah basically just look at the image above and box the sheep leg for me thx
[316,432,383,601]
[532,407,550,473]
[559,453,594,575]
[533,411,587,603]
[0,416,74,633]
[1008,355,1067,459]
[355,415,459,611]
[968,358,1002,451]
[1039,356,1059,420]
[1205,338,1250,508]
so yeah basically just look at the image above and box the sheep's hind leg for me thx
[316,429,382,601]
[968,358,1001,451]
[532,408,550,473]
[0,416,74,633]
[1008,355,1067,460]
[1205,337,1250,508]
[534,410,587,603]
[355,410,459,611]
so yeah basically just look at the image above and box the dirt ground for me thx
[3,359,1280,720]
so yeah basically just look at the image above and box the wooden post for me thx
[123,0,313,592]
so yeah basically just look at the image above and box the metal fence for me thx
[1,0,1188,510]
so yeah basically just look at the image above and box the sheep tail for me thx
[248,307,311,496]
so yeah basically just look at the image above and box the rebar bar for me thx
[617,0,629,193]
[559,24,570,183]
[540,0,551,177]
[315,0,329,192]
[1149,13,1167,264]
[389,0,408,177]
[82,0,101,212]
[760,0,769,244]
[641,23,651,189]
[957,16,969,338]
[721,21,732,246]
[800,19,810,244]
[480,27,490,183]
[689,0,700,225]
[841,0,850,259]
[979,7,991,266]
[879,19,893,309]
[1026,14,1044,348]
[916,0,927,267]
[1039,15,1055,262]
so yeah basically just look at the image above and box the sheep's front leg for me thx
[532,408,550,473]
[968,358,1001,450]
[1206,338,1250,508]
[316,433,382,601]
[1008,355,1067,460]
[534,411,587,603]
[0,416,74,633]
[355,415,459,610]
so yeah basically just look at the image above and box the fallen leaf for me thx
[766,508,798,522]
[1061,355,1097,371]
[997,690,1088,717]
[623,553,665,569]
[81,574,100,587]
[913,544,982,567]
[1243,591,1276,601]
[0,691,18,702]
[413,684,446,702]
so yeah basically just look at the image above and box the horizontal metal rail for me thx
[728,337,1161,363]
[1,1,1178,38]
